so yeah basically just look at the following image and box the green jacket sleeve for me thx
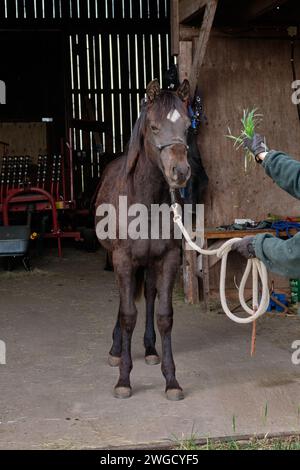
[253,232,300,278]
[262,150,300,199]
[253,150,300,277]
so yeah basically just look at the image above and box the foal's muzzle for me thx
[154,140,191,188]
[170,162,191,187]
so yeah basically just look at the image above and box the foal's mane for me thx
[125,91,185,175]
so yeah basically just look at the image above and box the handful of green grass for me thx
[226,108,263,171]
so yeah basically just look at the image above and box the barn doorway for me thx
[0,0,173,248]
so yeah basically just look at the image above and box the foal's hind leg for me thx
[144,269,160,365]
[108,308,122,367]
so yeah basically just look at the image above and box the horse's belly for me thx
[131,239,178,265]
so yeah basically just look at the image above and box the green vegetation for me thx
[174,435,300,451]
[226,108,263,170]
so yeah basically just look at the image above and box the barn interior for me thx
[1,0,300,449]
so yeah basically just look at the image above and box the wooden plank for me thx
[0,0,5,18]
[179,0,208,23]
[7,0,17,18]
[170,0,179,56]
[44,0,54,19]
[180,25,200,41]
[101,31,113,153]
[189,0,218,95]
[158,0,166,19]
[204,229,298,240]
[183,242,199,304]
[61,0,71,19]
[111,33,121,153]
[178,40,192,82]
[114,0,123,19]
[206,240,224,269]
[149,0,158,19]
[132,0,140,19]
[96,0,106,19]
[129,33,138,131]
[70,0,78,19]
[180,25,294,40]
[151,33,160,85]
[79,0,88,19]
[160,33,169,83]
[197,36,300,230]
[119,32,131,145]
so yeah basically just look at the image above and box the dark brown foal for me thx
[95,79,191,400]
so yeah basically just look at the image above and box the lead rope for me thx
[171,200,270,325]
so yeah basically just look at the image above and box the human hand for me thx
[231,236,256,259]
[243,133,269,163]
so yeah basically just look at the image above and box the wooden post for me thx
[183,242,199,304]
[177,1,218,305]
[202,239,210,311]
[178,39,193,82]
[189,0,218,95]
[178,37,195,303]
[170,0,180,56]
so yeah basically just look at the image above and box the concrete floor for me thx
[0,247,300,449]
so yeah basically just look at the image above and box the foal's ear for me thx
[146,79,160,103]
[177,79,190,102]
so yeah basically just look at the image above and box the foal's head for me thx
[127,79,192,189]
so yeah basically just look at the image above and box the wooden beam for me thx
[179,0,208,23]
[189,0,218,95]
[241,0,289,21]
[170,0,180,56]
[183,242,199,304]
[178,40,193,81]
[180,24,294,40]
[180,25,200,41]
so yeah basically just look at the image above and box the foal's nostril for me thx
[172,164,190,182]
[172,166,178,180]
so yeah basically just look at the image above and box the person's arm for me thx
[259,150,300,200]
[233,134,300,276]
[244,133,300,199]
[253,232,300,278]
[233,233,300,278]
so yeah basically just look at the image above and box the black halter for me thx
[151,140,189,152]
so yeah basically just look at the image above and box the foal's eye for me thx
[150,124,160,134]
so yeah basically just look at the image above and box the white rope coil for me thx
[172,203,270,324]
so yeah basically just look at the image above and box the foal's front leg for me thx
[144,268,160,365]
[113,256,138,399]
[108,308,122,367]
[155,249,184,401]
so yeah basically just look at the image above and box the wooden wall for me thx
[197,34,300,227]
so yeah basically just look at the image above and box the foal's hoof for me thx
[108,354,121,367]
[166,388,184,401]
[145,355,160,365]
[114,386,132,399]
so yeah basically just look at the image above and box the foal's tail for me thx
[134,267,145,301]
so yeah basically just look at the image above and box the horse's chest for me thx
[131,239,173,264]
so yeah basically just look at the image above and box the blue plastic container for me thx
[273,293,287,313]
